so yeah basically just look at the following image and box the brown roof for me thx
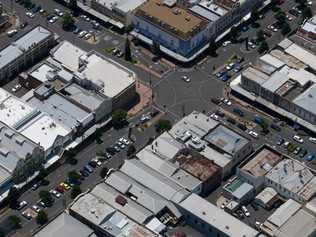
[135,0,208,40]
[242,148,282,177]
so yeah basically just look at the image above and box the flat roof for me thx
[19,114,70,150]
[297,176,316,202]
[135,0,208,40]
[255,187,278,205]
[120,159,190,203]
[95,0,146,13]
[241,147,282,177]
[33,213,94,237]
[242,67,270,85]
[204,125,249,155]
[261,71,289,93]
[285,43,316,71]
[27,93,91,130]
[190,5,220,22]
[76,52,135,98]
[293,83,316,116]
[137,148,202,192]
[62,83,107,112]
[50,41,87,72]
[179,194,259,237]
[198,0,228,16]
[0,26,52,70]
[260,54,285,69]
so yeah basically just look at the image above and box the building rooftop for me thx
[179,194,259,237]
[136,148,202,192]
[198,0,228,16]
[204,125,249,156]
[173,150,221,182]
[135,0,208,40]
[293,83,316,116]
[95,0,146,13]
[27,92,91,130]
[19,114,70,151]
[241,147,282,177]
[265,159,314,196]
[105,171,182,218]
[297,176,316,202]
[242,67,270,85]
[50,41,86,72]
[255,187,278,206]
[223,177,254,200]
[33,212,95,237]
[61,83,108,112]
[120,159,190,203]
[0,26,52,70]
[285,43,316,71]
[0,89,39,129]
[75,52,136,98]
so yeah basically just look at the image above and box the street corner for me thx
[128,81,153,117]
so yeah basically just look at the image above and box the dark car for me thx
[89,160,97,168]
[271,123,281,132]
[20,21,28,29]
[227,117,236,124]
[233,108,244,117]
[299,149,307,158]
[84,164,94,173]
[106,147,116,155]
[80,169,89,177]
[215,110,225,117]
[237,123,247,131]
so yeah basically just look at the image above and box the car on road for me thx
[17,201,28,210]
[306,154,315,162]
[32,205,41,213]
[309,137,316,144]
[293,135,304,144]
[248,131,259,139]
[181,75,191,82]
[241,206,250,217]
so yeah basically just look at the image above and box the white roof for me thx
[51,41,86,71]
[267,199,301,228]
[76,53,135,98]
[255,187,278,205]
[179,194,259,237]
[260,54,285,69]
[19,114,70,150]
[285,43,316,71]
[95,0,146,13]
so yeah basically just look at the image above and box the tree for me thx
[36,210,48,225]
[256,30,265,42]
[124,38,132,62]
[274,10,286,23]
[9,215,21,229]
[64,148,77,165]
[71,185,82,199]
[258,40,269,54]
[251,9,260,21]
[0,229,5,237]
[100,167,109,178]
[155,119,172,133]
[151,41,160,55]
[7,186,20,208]
[39,190,53,207]
[281,22,291,35]
[302,7,312,20]
[62,12,75,30]
[112,109,128,128]
[37,166,48,181]
[68,170,81,184]
[127,144,136,157]
[68,0,77,10]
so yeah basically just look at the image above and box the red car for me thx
[55,186,64,193]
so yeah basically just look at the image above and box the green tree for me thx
[68,0,77,9]
[281,22,291,35]
[68,170,81,184]
[9,215,21,229]
[251,9,260,21]
[258,40,269,54]
[112,109,128,128]
[127,144,136,157]
[39,190,53,207]
[7,186,20,208]
[71,185,82,199]
[124,38,132,62]
[151,41,160,55]
[100,167,109,178]
[302,7,312,20]
[274,10,286,23]
[256,30,265,42]
[0,229,5,237]
[37,166,48,181]
[64,148,77,165]
[36,210,48,225]
[62,12,75,30]
[155,119,172,133]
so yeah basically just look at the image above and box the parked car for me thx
[32,205,41,213]
[84,164,94,173]
[79,169,89,177]
[277,138,284,146]
[233,108,244,117]
[17,201,27,210]
[50,189,61,198]
[31,181,41,191]
[248,130,259,139]
[21,210,32,220]
[270,123,281,132]
[7,29,18,37]
[309,137,316,144]
[210,113,219,121]
[237,123,247,131]
[306,154,315,162]
[300,149,307,158]
[293,146,302,155]
[227,117,236,124]
[293,135,304,144]
[241,206,250,217]
[181,75,191,82]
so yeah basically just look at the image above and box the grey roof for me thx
[136,148,202,192]
[33,213,94,237]
[0,26,52,69]
[62,83,107,112]
[293,83,316,116]
[204,125,249,155]
[27,92,91,130]
[261,71,289,93]
[120,159,190,203]
[91,183,153,224]
[105,171,182,218]
[242,67,270,85]
[0,122,40,175]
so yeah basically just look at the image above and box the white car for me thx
[50,189,61,198]
[181,75,191,82]
[241,206,250,217]
[84,33,92,40]
[286,15,293,21]
[226,62,235,70]
[32,205,41,213]
[293,135,304,144]
[78,31,87,38]
[7,29,18,37]
[49,16,58,24]
[222,40,231,47]
[223,99,232,106]
[309,137,316,143]
[248,130,259,139]
[307,0,312,6]
[210,113,219,121]
[22,211,32,220]
[122,138,130,145]
[17,200,27,210]
[26,12,35,18]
